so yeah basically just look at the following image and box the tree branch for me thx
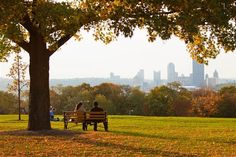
[15,40,31,53]
[49,34,73,56]
[21,14,35,34]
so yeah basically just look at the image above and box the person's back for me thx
[50,110,54,120]
[90,101,103,112]
[90,106,104,112]
[73,102,86,128]
[90,101,106,131]
[74,102,86,113]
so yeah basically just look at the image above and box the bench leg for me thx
[64,122,68,130]
[82,122,87,131]
[94,122,97,131]
[104,122,108,131]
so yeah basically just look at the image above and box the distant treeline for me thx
[0,82,236,117]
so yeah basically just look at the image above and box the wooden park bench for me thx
[63,111,108,131]
[63,111,87,130]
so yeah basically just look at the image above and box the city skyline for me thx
[1,29,236,80]
[0,60,234,91]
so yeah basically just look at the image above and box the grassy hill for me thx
[0,115,235,156]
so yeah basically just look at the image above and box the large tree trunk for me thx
[27,33,51,131]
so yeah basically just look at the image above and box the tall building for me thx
[135,69,144,81]
[178,74,192,86]
[133,69,145,85]
[192,60,204,87]
[153,71,161,86]
[110,72,120,81]
[167,63,178,83]
[206,70,219,87]
[213,70,219,79]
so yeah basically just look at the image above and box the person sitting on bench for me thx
[91,101,104,112]
[73,102,87,130]
[74,102,86,112]
[90,101,107,131]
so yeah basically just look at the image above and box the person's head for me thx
[50,106,55,111]
[93,101,98,107]
[76,102,83,110]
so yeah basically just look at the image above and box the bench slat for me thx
[86,112,106,114]
[87,115,106,117]
[86,117,106,120]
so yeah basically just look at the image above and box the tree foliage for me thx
[0,0,235,62]
[126,87,145,115]
[192,88,220,117]
[0,91,18,114]
[7,52,29,93]
[217,86,236,117]
[1,83,233,117]
[7,52,29,120]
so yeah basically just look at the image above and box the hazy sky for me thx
[1,29,236,80]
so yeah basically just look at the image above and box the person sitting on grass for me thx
[49,107,55,121]
[50,106,59,121]
[90,101,108,131]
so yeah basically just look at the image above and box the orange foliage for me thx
[191,88,220,117]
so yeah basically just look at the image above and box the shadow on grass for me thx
[112,130,236,145]
[0,129,85,137]
[0,121,28,124]
[112,130,187,141]
[77,136,199,157]
[199,138,236,144]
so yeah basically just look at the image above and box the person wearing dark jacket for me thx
[90,101,108,131]
[90,101,104,112]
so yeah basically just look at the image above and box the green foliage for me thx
[95,94,113,113]
[126,87,145,115]
[146,83,192,116]
[217,86,236,117]
[94,83,127,114]
[50,83,94,113]
[49,83,236,118]
[0,91,18,114]
[219,86,236,95]
[146,86,173,116]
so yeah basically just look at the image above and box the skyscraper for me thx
[167,63,178,83]
[213,70,219,79]
[192,60,204,87]
[133,69,144,85]
[153,71,161,86]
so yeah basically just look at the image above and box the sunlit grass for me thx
[0,115,236,156]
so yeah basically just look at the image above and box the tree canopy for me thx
[0,0,236,63]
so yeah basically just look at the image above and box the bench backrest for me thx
[64,111,107,122]
[86,112,107,121]
[64,111,85,122]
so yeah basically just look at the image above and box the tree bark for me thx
[27,33,51,130]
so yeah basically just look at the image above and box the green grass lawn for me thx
[0,115,236,156]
